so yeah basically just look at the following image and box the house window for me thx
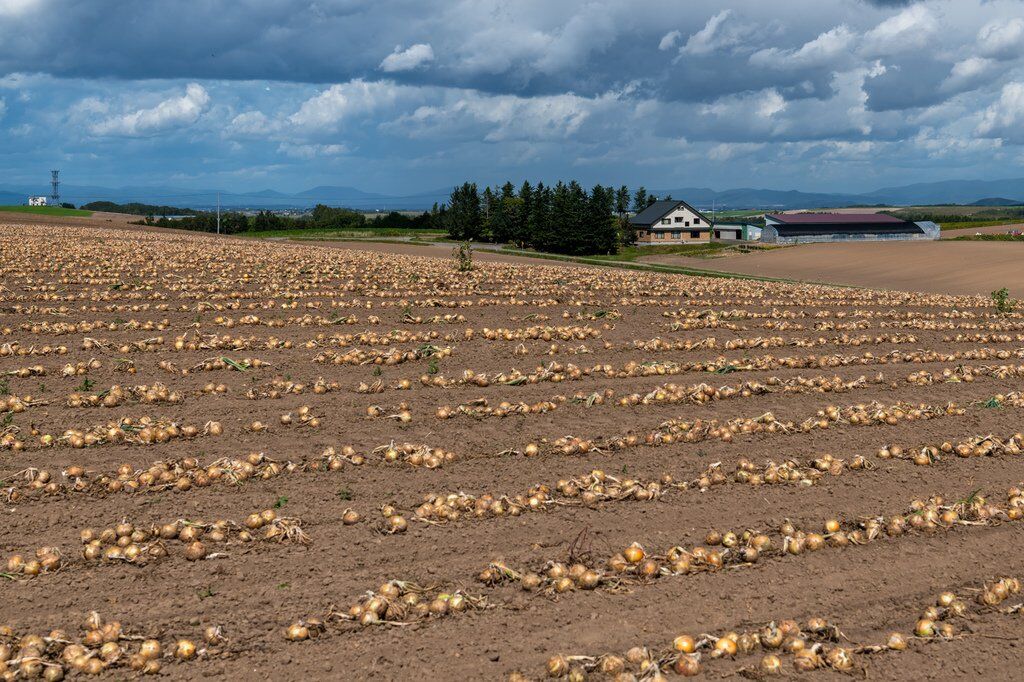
[661,218,671,225]
[674,216,684,223]
[685,221,690,227]
[694,217,701,224]
[714,231,721,239]
[672,231,681,239]
[690,231,700,239]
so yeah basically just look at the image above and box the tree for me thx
[443,183,482,241]
[481,186,496,240]
[512,181,532,247]
[564,181,589,255]
[632,187,649,213]
[588,184,618,255]
[529,182,553,252]
[615,186,630,217]
[252,210,283,232]
[488,182,520,245]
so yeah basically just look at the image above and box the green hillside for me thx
[0,205,94,217]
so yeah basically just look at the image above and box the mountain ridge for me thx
[4,178,1024,212]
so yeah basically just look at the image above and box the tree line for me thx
[82,201,200,216]
[136,205,436,234]
[440,182,663,255]
[127,181,671,255]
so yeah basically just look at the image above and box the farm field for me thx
[642,239,1024,296]
[0,205,93,217]
[4,220,1024,680]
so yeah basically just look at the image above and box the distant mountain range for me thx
[3,177,1024,212]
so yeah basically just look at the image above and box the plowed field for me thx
[2,222,1024,681]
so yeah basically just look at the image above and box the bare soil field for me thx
[939,223,1024,238]
[0,209,140,230]
[643,240,1024,296]
[3,220,1024,681]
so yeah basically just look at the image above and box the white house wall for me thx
[650,205,707,229]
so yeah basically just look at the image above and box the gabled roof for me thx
[629,199,711,227]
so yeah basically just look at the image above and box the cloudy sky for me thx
[1,0,1024,196]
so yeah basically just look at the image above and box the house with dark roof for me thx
[762,213,940,244]
[629,200,713,244]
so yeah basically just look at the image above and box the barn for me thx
[762,213,940,244]
[629,200,712,244]
[712,222,762,242]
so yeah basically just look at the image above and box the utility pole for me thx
[216,192,221,235]
[50,170,60,206]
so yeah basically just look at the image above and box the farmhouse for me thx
[28,196,48,206]
[762,213,940,244]
[629,200,712,244]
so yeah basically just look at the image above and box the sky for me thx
[1,0,1024,196]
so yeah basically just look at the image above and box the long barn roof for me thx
[765,212,905,224]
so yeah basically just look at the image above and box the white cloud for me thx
[277,142,349,159]
[227,110,280,136]
[0,97,6,121]
[658,30,681,51]
[861,5,938,56]
[89,83,209,137]
[0,0,43,17]
[681,10,753,56]
[288,80,404,131]
[941,57,995,93]
[388,87,629,143]
[757,90,787,118]
[708,142,765,161]
[379,43,434,72]
[750,25,854,69]
[914,126,1002,157]
[534,10,619,73]
[977,18,1024,60]
[977,82,1024,139]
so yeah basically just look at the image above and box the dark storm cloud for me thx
[0,0,1022,194]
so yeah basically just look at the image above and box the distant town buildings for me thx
[28,196,48,206]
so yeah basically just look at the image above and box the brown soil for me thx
[643,240,1024,296]
[3,220,1024,680]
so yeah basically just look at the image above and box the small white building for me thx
[28,196,48,206]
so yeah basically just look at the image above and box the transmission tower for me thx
[50,170,60,206]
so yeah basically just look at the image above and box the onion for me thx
[673,654,701,676]
[174,639,197,660]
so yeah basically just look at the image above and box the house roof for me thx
[629,200,711,226]
[765,212,905,224]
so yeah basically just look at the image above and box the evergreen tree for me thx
[530,182,554,252]
[632,187,649,213]
[488,182,520,244]
[481,186,496,240]
[513,181,533,247]
[443,183,482,240]
[563,181,588,255]
[615,185,630,217]
[589,184,619,255]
